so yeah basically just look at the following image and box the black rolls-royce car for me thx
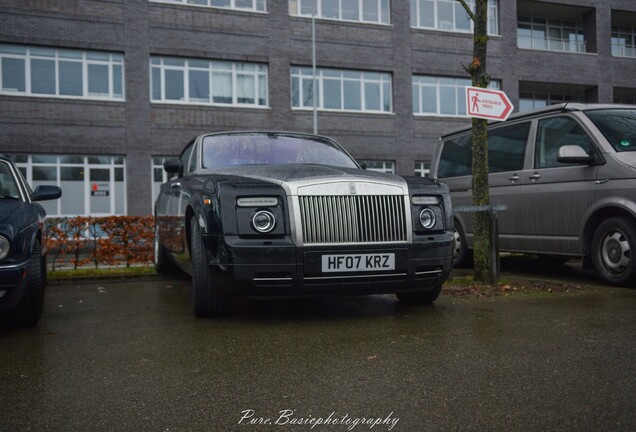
[154,132,454,317]
[0,156,61,327]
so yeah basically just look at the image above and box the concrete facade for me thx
[1,0,635,215]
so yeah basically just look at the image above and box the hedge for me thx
[46,216,154,270]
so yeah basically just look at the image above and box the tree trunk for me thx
[459,0,492,284]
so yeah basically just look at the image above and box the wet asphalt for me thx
[1,273,635,432]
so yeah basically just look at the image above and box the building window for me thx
[150,0,266,12]
[519,91,581,112]
[291,67,392,113]
[0,44,124,100]
[3,154,126,216]
[151,57,268,107]
[410,0,498,35]
[517,17,586,53]
[361,160,394,173]
[289,0,390,25]
[414,161,430,177]
[614,88,636,105]
[412,75,499,117]
[612,26,636,58]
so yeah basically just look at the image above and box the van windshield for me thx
[585,109,636,152]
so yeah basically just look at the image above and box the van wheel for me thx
[453,222,472,268]
[190,218,230,317]
[591,217,636,286]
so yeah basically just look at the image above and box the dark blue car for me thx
[0,156,61,327]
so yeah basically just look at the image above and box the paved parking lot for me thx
[1,275,635,431]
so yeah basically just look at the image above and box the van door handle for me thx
[509,174,520,183]
[529,173,541,181]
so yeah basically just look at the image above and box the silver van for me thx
[432,103,636,286]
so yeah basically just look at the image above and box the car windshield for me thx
[0,162,21,199]
[201,134,359,170]
[585,109,636,152]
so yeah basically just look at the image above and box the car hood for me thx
[614,151,636,169]
[207,164,408,195]
[0,199,22,225]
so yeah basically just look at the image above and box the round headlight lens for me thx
[0,236,10,260]
[252,210,276,233]
[419,208,436,230]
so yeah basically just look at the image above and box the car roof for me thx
[440,103,636,139]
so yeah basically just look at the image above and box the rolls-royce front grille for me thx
[299,195,407,244]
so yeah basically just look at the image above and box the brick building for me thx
[1,0,635,216]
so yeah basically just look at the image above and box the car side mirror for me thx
[164,158,184,177]
[32,185,62,201]
[557,145,596,165]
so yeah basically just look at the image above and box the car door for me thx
[516,115,599,255]
[162,142,195,255]
[484,121,533,252]
[438,122,530,250]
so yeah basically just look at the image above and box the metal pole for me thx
[312,10,317,135]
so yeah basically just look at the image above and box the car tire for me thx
[591,217,636,286]
[190,217,229,317]
[154,221,179,275]
[396,284,442,305]
[452,221,472,268]
[7,240,45,327]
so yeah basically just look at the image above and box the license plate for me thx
[321,253,395,273]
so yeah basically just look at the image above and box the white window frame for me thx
[412,75,500,118]
[0,44,125,101]
[150,57,268,108]
[5,154,127,217]
[361,160,395,174]
[291,66,392,113]
[149,0,266,13]
[290,0,391,25]
[612,26,636,58]
[414,161,430,177]
[518,90,581,112]
[517,17,586,53]
[410,0,499,35]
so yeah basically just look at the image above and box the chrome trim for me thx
[299,194,408,245]
[253,277,294,282]
[304,272,408,281]
[415,270,443,276]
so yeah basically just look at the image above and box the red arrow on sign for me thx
[466,86,514,121]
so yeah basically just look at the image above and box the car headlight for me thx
[236,195,284,236]
[0,235,9,260]
[419,208,436,230]
[252,210,276,233]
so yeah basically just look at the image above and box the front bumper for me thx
[0,260,29,310]
[204,233,454,298]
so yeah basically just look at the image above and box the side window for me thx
[188,143,198,173]
[488,122,530,173]
[535,116,593,169]
[438,122,530,178]
[180,144,194,174]
[438,134,472,178]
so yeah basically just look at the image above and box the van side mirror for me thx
[163,158,183,177]
[557,145,596,165]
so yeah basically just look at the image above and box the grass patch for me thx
[49,266,157,280]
